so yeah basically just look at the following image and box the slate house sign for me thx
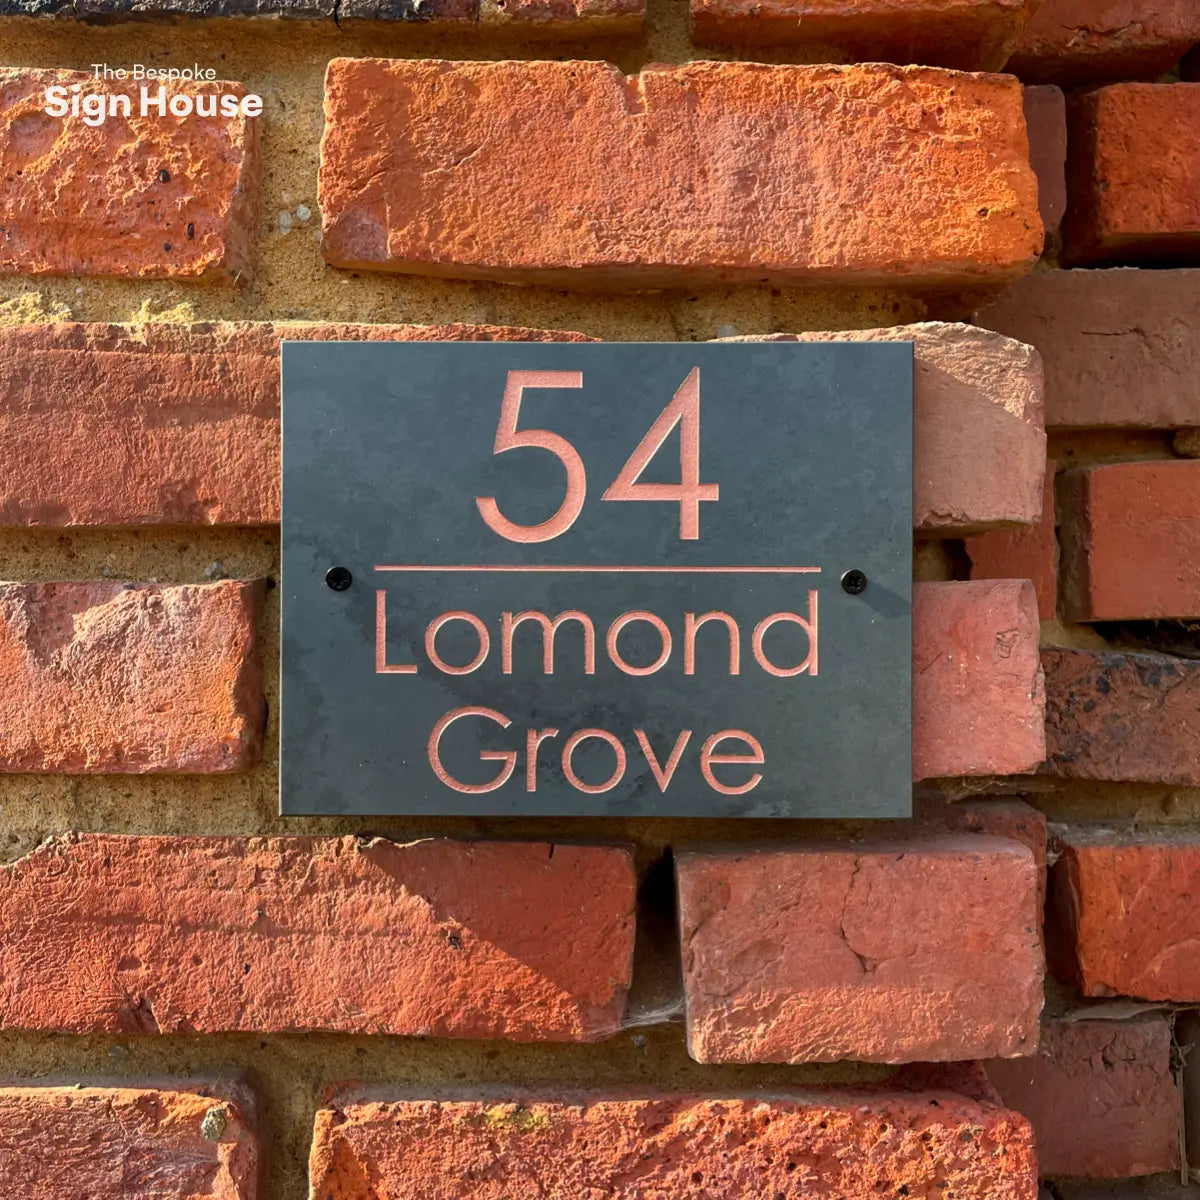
[281,341,913,818]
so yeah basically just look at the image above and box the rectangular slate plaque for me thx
[281,341,913,817]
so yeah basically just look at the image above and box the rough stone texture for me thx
[1042,648,1200,785]
[1024,85,1068,244]
[310,1090,1039,1199]
[0,0,642,31]
[985,1016,1181,1178]
[0,69,258,280]
[927,797,1048,911]
[975,269,1200,428]
[1048,832,1200,1000]
[319,59,1042,291]
[913,580,1046,781]
[689,0,1039,70]
[0,1083,258,1199]
[0,580,263,773]
[0,834,636,1039]
[1058,461,1200,620]
[677,835,1044,1064]
[1063,84,1200,268]
[1006,0,1200,84]
[967,459,1057,620]
[0,321,590,529]
[744,324,1045,535]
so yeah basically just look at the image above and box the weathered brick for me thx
[1007,0,1200,84]
[0,834,635,1039]
[0,1083,258,1200]
[677,835,1043,1064]
[1048,832,1200,1000]
[0,0,641,30]
[689,0,1038,70]
[975,269,1200,428]
[1058,461,1200,620]
[741,325,1045,535]
[1024,85,1068,243]
[1042,648,1200,785]
[0,321,590,529]
[925,797,1048,911]
[0,580,263,773]
[0,69,258,280]
[967,460,1057,620]
[986,1016,1180,1178]
[319,59,1042,291]
[310,1090,1038,1199]
[913,580,1046,781]
[1063,84,1200,267]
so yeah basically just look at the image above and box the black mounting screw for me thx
[840,569,868,596]
[325,566,353,592]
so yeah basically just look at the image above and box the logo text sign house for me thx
[281,342,913,817]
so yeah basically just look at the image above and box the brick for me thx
[925,797,1048,911]
[677,835,1043,1064]
[0,0,642,32]
[1048,832,1200,1000]
[309,1090,1038,1199]
[0,69,258,280]
[986,1016,1180,1178]
[741,324,1045,535]
[1063,84,1200,268]
[0,580,263,773]
[1042,648,1200,785]
[0,321,590,529]
[1058,461,1200,620]
[967,460,1057,620]
[0,1083,258,1199]
[319,59,1042,291]
[1007,0,1200,85]
[0,834,635,1038]
[3,320,1037,534]
[975,269,1200,428]
[1024,86,1068,242]
[913,580,1046,781]
[689,0,1038,70]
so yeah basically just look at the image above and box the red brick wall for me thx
[0,3,1197,1197]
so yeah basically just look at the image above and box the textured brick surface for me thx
[0,1084,258,1199]
[928,797,1048,911]
[1058,461,1200,620]
[689,0,1038,69]
[967,460,1056,620]
[677,835,1043,1064]
[986,1016,1180,1178]
[1007,0,1200,84]
[0,0,640,22]
[913,580,1046,780]
[0,321,590,529]
[744,324,1045,534]
[975,269,1200,428]
[0,580,263,773]
[0,835,636,1038]
[1063,84,1200,267]
[0,69,258,280]
[1024,85,1068,242]
[1043,648,1200,785]
[1048,834,1200,1000]
[319,59,1042,290]
[310,1090,1039,1199]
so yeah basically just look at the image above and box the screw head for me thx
[325,566,353,592]
[840,568,868,596]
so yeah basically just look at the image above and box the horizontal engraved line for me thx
[374,564,821,574]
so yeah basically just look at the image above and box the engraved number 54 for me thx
[475,367,719,543]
